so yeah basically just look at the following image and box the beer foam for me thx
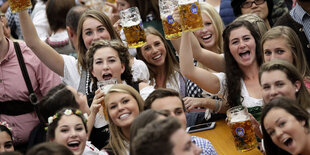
[230,114,248,123]
[122,20,140,27]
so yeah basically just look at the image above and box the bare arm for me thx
[179,31,220,94]
[19,10,65,76]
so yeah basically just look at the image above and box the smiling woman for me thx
[261,97,310,155]
[0,122,14,153]
[103,84,144,155]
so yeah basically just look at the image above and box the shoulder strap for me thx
[13,42,38,105]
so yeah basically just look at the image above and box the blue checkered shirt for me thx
[192,136,218,155]
[290,3,310,43]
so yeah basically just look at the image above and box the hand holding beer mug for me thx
[227,106,258,152]
[159,0,182,40]
[178,0,203,32]
[120,7,146,48]
[8,0,32,13]
[97,79,118,121]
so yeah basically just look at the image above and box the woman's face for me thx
[91,47,125,83]
[261,70,300,104]
[82,17,111,49]
[263,37,294,64]
[264,108,308,155]
[228,26,257,67]
[53,115,87,155]
[106,92,140,129]
[241,0,269,20]
[193,13,217,50]
[141,34,167,67]
[0,131,14,152]
[116,0,131,12]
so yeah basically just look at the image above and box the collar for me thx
[2,38,15,62]
[290,3,309,24]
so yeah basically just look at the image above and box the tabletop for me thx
[190,119,262,155]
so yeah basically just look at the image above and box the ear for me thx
[121,63,125,74]
[66,26,74,38]
[294,80,301,92]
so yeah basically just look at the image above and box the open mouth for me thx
[202,34,212,41]
[239,50,250,58]
[67,141,80,150]
[102,73,112,80]
[284,138,293,147]
[152,54,162,60]
[119,113,131,120]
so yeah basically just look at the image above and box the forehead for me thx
[264,108,291,126]
[94,47,119,58]
[151,96,183,110]
[146,34,162,42]
[83,17,105,29]
[261,70,288,83]
[0,131,12,141]
[58,115,83,126]
[107,92,132,102]
[229,26,252,40]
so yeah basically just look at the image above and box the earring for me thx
[296,89,299,92]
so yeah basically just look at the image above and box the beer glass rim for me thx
[120,6,139,14]
[226,105,247,115]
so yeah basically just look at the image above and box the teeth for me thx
[153,55,161,60]
[119,113,129,119]
[202,35,211,40]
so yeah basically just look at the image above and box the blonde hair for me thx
[104,84,144,155]
[199,2,224,54]
[261,26,310,78]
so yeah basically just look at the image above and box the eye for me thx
[175,109,184,116]
[98,27,106,33]
[122,99,129,104]
[143,45,151,51]
[275,82,284,87]
[262,84,270,90]
[204,22,211,26]
[108,58,116,63]
[60,128,69,133]
[268,129,275,136]
[231,40,239,45]
[95,60,103,65]
[110,104,117,109]
[154,41,161,47]
[264,50,272,56]
[76,127,84,131]
[85,31,92,36]
[275,49,285,54]
[243,37,251,41]
[279,121,286,127]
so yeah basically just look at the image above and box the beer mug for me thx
[8,0,32,13]
[120,7,146,48]
[178,0,203,32]
[227,106,258,152]
[159,0,182,40]
[97,79,117,121]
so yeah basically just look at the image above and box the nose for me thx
[275,128,283,139]
[270,86,279,97]
[70,129,78,137]
[193,143,202,155]
[93,31,100,41]
[102,61,110,70]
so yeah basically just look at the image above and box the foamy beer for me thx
[159,0,182,40]
[227,106,258,152]
[97,79,117,121]
[178,0,203,32]
[8,0,32,13]
[120,7,146,48]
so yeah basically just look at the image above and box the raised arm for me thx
[179,31,220,94]
[19,10,65,76]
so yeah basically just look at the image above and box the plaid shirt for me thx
[5,7,32,39]
[192,136,218,155]
[291,3,310,43]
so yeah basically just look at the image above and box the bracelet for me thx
[214,99,219,112]
[215,99,223,113]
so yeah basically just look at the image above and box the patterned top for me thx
[192,136,217,155]
[291,3,310,42]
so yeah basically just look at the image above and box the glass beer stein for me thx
[159,0,182,40]
[120,7,146,48]
[227,106,258,152]
[178,0,203,32]
[8,0,32,13]
[97,79,117,121]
